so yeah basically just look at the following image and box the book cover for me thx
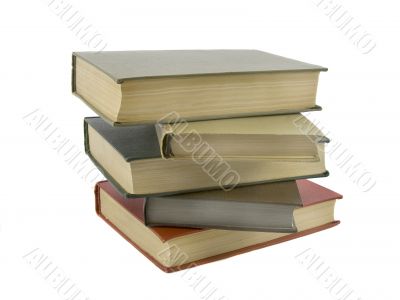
[95,180,342,272]
[85,117,329,197]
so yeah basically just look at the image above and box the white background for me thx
[1,0,399,299]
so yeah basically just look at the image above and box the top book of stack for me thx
[72,50,327,125]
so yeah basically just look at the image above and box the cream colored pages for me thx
[155,114,326,159]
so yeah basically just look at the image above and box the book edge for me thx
[89,152,329,197]
[113,106,324,126]
[96,205,339,273]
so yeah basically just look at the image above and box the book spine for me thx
[71,54,77,93]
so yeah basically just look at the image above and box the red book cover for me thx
[95,180,342,272]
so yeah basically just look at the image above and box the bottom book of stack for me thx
[95,180,342,272]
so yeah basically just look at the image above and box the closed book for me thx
[85,117,328,196]
[95,180,342,272]
[156,113,328,160]
[144,180,333,232]
[73,50,327,125]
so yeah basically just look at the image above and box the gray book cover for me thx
[144,181,303,232]
[84,117,329,197]
[73,49,327,84]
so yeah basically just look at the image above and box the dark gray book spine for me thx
[144,197,300,233]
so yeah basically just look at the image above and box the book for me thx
[95,180,342,272]
[85,117,328,196]
[156,113,328,160]
[73,50,327,125]
[144,180,333,232]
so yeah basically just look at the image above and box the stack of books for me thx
[72,50,342,272]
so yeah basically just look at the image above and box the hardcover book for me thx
[95,180,342,272]
[156,113,328,160]
[73,50,327,124]
[85,117,329,196]
[144,180,334,232]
